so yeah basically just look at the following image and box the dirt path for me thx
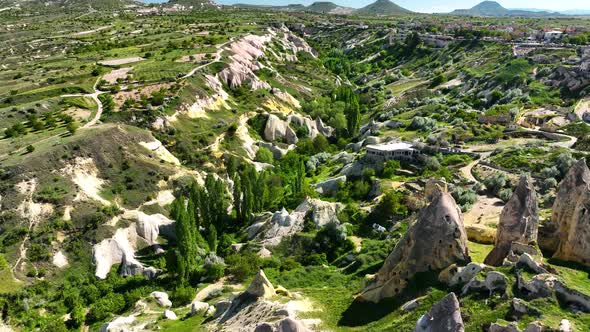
[12,179,53,277]
[182,38,232,79]
[61,78,104,129]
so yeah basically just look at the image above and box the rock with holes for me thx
[413,292,464,332]
[359,193,470,303]
[485,175,538,266]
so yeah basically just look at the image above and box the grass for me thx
[468,241,494,264]
[0,270,22,294]
[158,314,207,331]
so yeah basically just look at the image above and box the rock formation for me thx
[484,175,539,266]
[414,292,464,332]
[359,193,470,303]
[246,270,276,299]
[315,176,346,195]
[264,114,299,144]
[547,159,590,266]
[246,197,344,246]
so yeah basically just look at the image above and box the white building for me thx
[365,142,419,162]
[544,31,563,42]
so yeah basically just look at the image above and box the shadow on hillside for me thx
[338,271,440,327]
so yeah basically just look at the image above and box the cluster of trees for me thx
[169,175,229,283]
[335,86,361,137]
[4,112,77,138]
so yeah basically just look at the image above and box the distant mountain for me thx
[559,9,590,15]
[0,0,138,10]
[451,1,559,17]
[232,1,353,15]
[166,0,215,7]
[355,0,413,16]
[307,1,354,15]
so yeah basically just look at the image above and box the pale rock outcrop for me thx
[150,291,172,307]
[517,273,559,299]
[258,141,295,159]
[220,34,272,90]
[402,298,421,312]
[413,293,464,332]
[315,176,346,195]
[425,178,447,202]
[543,159,590,252]
[359,193,470,303]
[246,270,276,299]
[191,301,213,316]
[550,159,590,266]
[52,250,68,268]
[100,315,148,332]
[273,89,301,109]
[247,198,344,246]
[264,114,298,144]
[439,262,489,287]
[139,140,181,166]
[164,310,178,320]
[93,211,174,279]
[287,113,333,138]
[516,253,548,274]
[485,176,538,266]
[461,271,508,296]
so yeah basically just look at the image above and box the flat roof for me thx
[366,142,415,152]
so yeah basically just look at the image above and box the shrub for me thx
[170,285,196,306]
[87,293,125,322]
[313,223,355,262]
[225,251,261,282]
[498,188,513,202]
[26,145,35,153]
[255,147,274,164]
[382,160,401,178]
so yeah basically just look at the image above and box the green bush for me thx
[87,293,125,322]
[255,147,274,164]
[225,251,261,282]
[170,285,196,306]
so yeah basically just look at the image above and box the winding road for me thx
[182,38,232,79]
[61,78,104,129]
[459,127,578,184]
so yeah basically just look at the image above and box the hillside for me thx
[452,0,558,17]
[3,5,590,332]
[166,0,215,7]
[307,1,354,14]
[0,0,138,10]
[355,0,413,16]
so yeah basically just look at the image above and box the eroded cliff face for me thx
[219,28,316,91]
[359,192,470,303]
[484,175,539,266]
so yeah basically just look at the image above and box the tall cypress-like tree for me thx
[171,196,197,282]
[233,174,242,222]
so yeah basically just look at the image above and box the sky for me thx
[215,0,590,13]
